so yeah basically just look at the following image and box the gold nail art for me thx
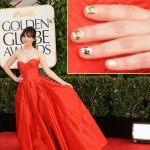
[72,30,84,40]
[81,47,93,55]
[86,6,97,14]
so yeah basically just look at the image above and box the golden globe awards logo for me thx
[0,5,56,68]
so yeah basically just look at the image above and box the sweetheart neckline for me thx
[17,58,39,64]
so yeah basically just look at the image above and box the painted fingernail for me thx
[106,60,117,67]
[81,47,93,55]
[86,6,97,14]
[72,30,84,40]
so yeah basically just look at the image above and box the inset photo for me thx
[68,0,150,74]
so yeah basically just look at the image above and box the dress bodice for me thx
[17,59,40,81]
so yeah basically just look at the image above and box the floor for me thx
[0,132,150,150]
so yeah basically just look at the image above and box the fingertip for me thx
[79,47,94,59]
[70,29,85,42]
[83,6,88,17]
[70,32,76,42]
[79,48,87,59]
[84,5,97,15]
[79,48,84,58]
[106,59,118,66]
[105,59,119,70]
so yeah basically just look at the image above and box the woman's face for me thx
[22,33,35,47]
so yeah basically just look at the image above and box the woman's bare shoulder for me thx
[36,50,44,56]
[13,49,22,56]
[36,50,43,54]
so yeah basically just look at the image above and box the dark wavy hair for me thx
[20,26,36,48]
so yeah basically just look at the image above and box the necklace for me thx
[23,48,33,54]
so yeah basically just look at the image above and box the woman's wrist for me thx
[13,76,18,82]
[59,80,66,85]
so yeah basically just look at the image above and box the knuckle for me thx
[123,5,138,18]
[98,43,108,56]
[112,21,127,36]
[123,5,150,19]
[119,37,135,50]
[137,53,150,67]
[142,18,150,33]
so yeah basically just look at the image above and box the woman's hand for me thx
[71,5,150,70]
[14,75,24,82]
[61,81,73,88]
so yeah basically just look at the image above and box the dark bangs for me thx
[20,26,36,48]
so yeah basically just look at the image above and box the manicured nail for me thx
[106,60,117,67]
[72,30,84,40]
[81,47,93,55]
[86,6,97,14]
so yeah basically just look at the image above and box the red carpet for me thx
[0,132,150,150]
[103,138,150,150]
[0,132,19,150]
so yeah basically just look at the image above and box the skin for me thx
[3,34,72,88]
[71,4,150,70]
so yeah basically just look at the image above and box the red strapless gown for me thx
[15,59,107,150]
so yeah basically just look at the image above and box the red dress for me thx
[68,0,150,73]
[15,59,107,150]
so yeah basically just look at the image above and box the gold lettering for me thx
[13,10,36,18]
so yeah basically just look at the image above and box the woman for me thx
[3,26,107,150]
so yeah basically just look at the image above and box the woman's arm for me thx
[39,51,72,87]
[3,50,23,82]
